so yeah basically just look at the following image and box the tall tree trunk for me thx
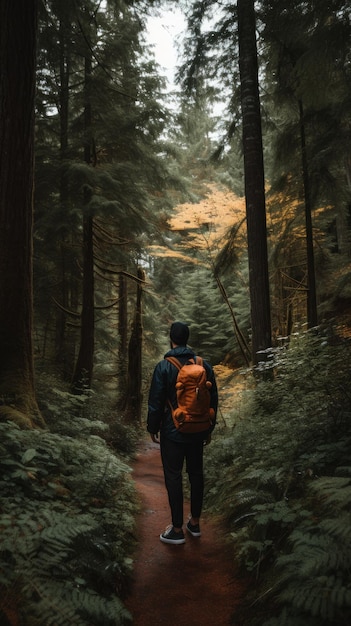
[55,17,71,379]
[298,99,318,328]
[71,48,95,393]
[0,0,44,427]
[237,0,272,365]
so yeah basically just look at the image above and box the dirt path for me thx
[124,439,247,625]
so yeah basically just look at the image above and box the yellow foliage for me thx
[149,183,246,263]
[169,183,246,244]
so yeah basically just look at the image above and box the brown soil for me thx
[124,439,248,625]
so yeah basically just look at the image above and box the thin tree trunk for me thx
[117,273,128,405]
[214,274,251,366]
[237,0,272,365]
[55,17,71,378]
[125,268,144,423]
[71,48,95,392]
[298,99,318,328]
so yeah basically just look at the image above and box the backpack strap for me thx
[166,356,199,369]
[165,356,182,371]
[165,357,181,413]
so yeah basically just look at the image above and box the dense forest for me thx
[0,0,350,624]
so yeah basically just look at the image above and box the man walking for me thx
[147,322,218,544]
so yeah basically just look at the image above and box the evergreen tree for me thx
[171,267,235,364]
[177,0,351,343]
[71,5,96,392]
[35,0,173,398]
[237,0,272,363]
[262,0,351,326]
[177,1,272,364]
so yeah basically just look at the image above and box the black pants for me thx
[160,435,204,528]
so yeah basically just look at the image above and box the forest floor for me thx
[124,437,249,626]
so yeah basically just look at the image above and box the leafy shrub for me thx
[204,329,351,625]
[38,374,140,458]
[0,384,138,625]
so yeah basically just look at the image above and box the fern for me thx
[0,412,137,625]
[204,329,351,625]
[310,475,351,506]
[262,468,351,624]
[22,581,130,626]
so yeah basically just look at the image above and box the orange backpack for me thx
[166,356,215,434]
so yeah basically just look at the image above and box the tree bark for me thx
[71,45,95,393]
[0,0,44,427]
[237,0,272,365]
[124,268,144,423]
[55,16,71,379]
[71,213,95,392]
[298,99,318,328]
[117,273,128,405]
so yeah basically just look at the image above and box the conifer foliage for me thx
[177,0,351,354]
[35,0,170,393]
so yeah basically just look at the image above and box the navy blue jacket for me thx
[147,346,218,442]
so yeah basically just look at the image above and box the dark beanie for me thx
[170,321,189,346]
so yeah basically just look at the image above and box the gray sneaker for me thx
[160,525,186,544]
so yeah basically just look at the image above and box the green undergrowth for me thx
[204,328,351,626]
[0,376,139,626]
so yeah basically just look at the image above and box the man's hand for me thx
[150,433,160,444]
[204,434,212,446]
